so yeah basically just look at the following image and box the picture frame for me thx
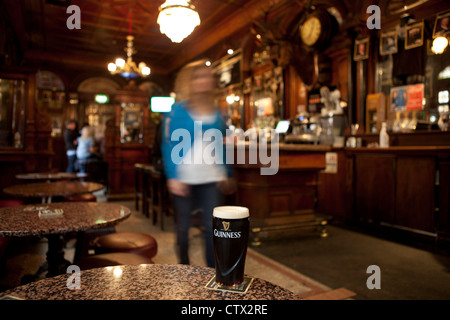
[405,21,424,50]
[354,37,369,61]
[380,29,398,56]
[212,49,243,90]
[433,10,450,38]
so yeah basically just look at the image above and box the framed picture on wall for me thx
[433,10,450,38]
[380,29,398,56]
[405,21,424,50]
[212,50,243,89]
[354,37,369,61]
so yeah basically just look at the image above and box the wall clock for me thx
[299,10,338,50]
[300,16,322,47]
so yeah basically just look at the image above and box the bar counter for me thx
[231,142,330,236]
[319,145,450,243]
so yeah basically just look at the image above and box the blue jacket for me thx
[161,101,233,180]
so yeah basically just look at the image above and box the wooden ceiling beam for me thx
[168,0,296,72]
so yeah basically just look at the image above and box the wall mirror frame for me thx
[0,75,26,149]
[120,102,144,144]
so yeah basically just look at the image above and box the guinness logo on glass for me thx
[222,221,230,231]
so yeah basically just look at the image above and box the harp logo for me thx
[222,221,230,231]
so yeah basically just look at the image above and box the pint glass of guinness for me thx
[212,206,249,286]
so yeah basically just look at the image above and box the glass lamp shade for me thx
[108,63,117,72]
[157,0,201,43]
[115,58,126,68]
[432,36,448,54]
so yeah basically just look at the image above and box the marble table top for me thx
[0,202,131,237]
[0,264,300,300]
[3,181,104,198]
[16,172,88,181]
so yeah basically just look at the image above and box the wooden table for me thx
[0,264,300,300]
[16,172,88,181]
[0,202,131,277]
[3,181,104,203]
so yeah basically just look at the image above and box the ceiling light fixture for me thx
[432,36,449,54]
[157,0,201,43]
[108,10,151,79]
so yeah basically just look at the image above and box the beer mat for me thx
[0,295,25,300]
[24,205,48,211]
[38,208,64,218]
[205,275,254,294]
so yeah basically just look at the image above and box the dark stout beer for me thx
[212,206,249,286]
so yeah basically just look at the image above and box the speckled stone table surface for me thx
[0,264,301,300]
[0,202,131,278]
[0,202,131,237]
[16,172,88,181]
[3,181,104,199]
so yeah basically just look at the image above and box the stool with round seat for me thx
[93,232,158,259]
[0,200,24,207]
[77,252,154,270]
[64,193,97,202]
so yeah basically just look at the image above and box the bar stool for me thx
[77,252,154,270]
[142,164,155,219]
[92,232,158,259]
[150,168,172,231]
[134,163,146,212]
[64,194,97,202]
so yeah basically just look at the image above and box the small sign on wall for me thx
[325,152,338,173]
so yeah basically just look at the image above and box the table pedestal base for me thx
[20,235,72,284]
[46,234,72,277]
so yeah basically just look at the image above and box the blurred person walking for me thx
[161,60,235,268]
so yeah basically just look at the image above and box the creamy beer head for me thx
[213,206,249,219]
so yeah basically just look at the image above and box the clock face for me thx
[300,16,322,46]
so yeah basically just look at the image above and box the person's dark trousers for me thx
[172,183,223,268]
[66,154,77,173]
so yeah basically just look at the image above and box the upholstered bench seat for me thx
[93,232,158,259]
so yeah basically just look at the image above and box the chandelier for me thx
[157,0,201,43]
[108,10,151,79]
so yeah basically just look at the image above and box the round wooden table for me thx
[0,264,300,300]
[0,202,131,277]
[3,181,104,203]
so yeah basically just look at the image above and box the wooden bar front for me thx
[233,143,330,230]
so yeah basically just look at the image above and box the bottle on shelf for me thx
[379,122,389,148]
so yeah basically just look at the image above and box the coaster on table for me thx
[205,275,254,294]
